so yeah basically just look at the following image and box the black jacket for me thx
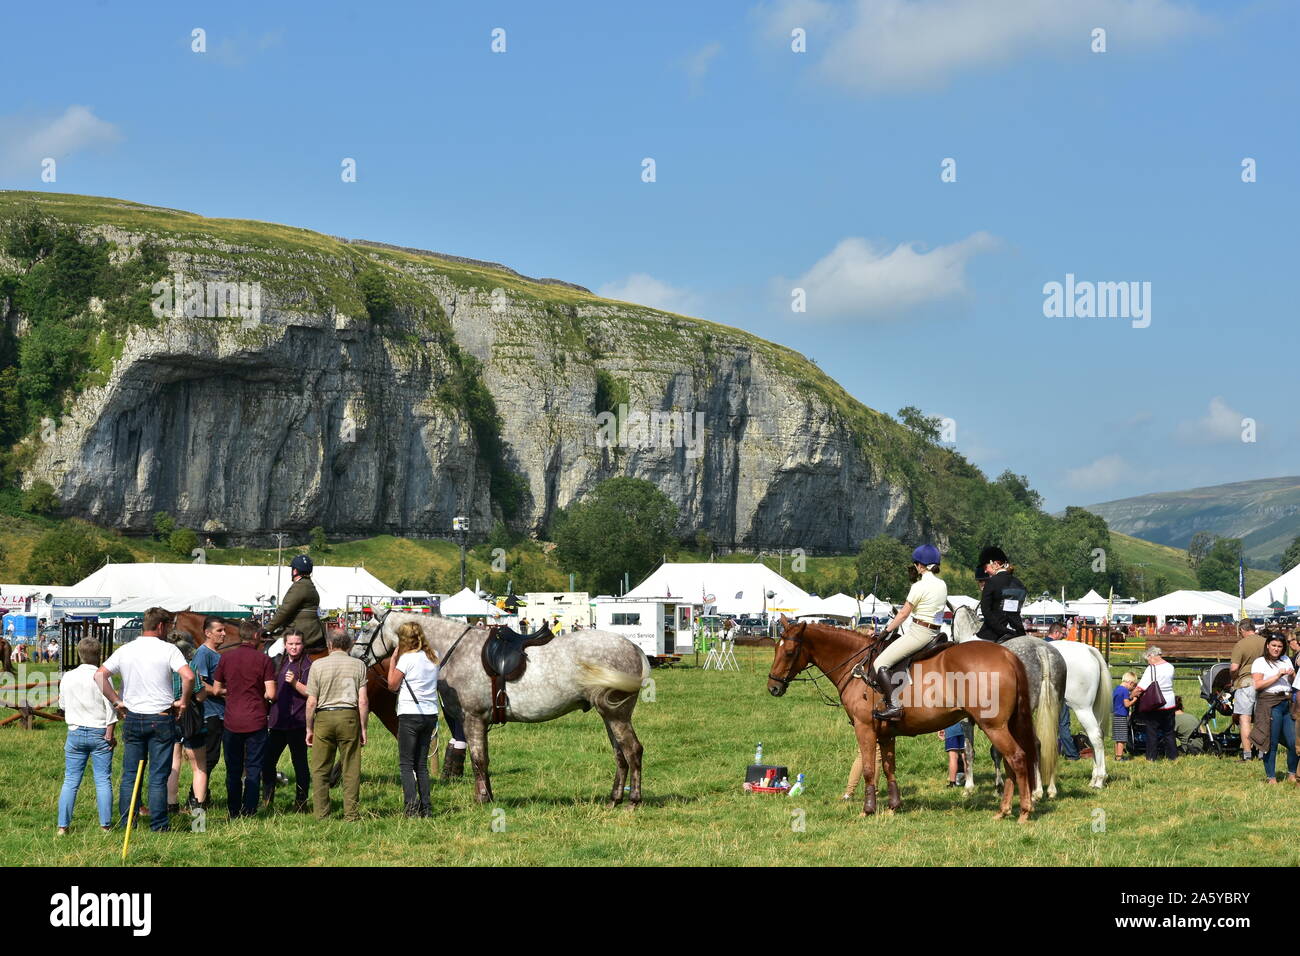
[977,570,1028,642]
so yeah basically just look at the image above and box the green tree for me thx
[153,511,176,541]
[169,527,199,558]
[309,526,331,554]
[994,471,1044,511]
[20,480,59,515]
[25,520,135,585]
[1197,537,1244,592]
[552,477,678,594]
[1187,531,1217,571]
[897,406,941,443]
[1282,535,1300,573]
[357,266,395,322]
[855,535,911,602]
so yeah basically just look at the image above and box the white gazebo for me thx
[439,587,504,619]
[1127,589,1267,624]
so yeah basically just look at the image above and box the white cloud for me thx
[1065,454,1131,491]
[682,42,723,84]
[0,106,122,177]
[1176,396,1247,444]
[780,231,998,320]
[753,0,1209,94]
[598,274,702,316]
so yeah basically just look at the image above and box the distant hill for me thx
[1086,477,1300,570]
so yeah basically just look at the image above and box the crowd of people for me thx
[54,602,464,834]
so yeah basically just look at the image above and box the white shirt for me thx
[1251,656,1295,695]
[59,664,118,731]
[905,571,948,628]
[102,634,188,714]
[393,651,439,717]
[1137,662,1176,710]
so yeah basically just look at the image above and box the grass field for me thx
[3,649,1296,868]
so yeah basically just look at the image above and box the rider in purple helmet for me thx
[871,544,948,721]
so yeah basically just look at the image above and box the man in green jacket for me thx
[266,555,325,651]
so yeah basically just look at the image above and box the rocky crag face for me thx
[0,192,920,550]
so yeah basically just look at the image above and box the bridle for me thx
[768,621,878,707]
[354,609,475,671]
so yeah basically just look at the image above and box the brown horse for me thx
[767,616,1039,822]
[0,636,13,675]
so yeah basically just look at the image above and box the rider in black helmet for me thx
[265,554,325,651]
[975,545,1027,643]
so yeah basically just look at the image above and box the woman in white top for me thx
[57,638,118,833]
[386,621,441,817]
[873,544,948,720]
[1250,633,1297,783]
[1132,646,1178,762]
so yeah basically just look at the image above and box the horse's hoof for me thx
[992,811,1007,820]
[1018,813,1031,824]
[606,801,619,810]
[859,810,871,817]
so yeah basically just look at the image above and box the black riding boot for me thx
[872,666,904,720]
[441,746,466,780]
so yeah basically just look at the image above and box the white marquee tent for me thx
[103,593,254,618]
[67,562,398,611]
[624,562,811,617]
[1023,598,1067,616]
[439,587,504,619]
[1127,589,1267,623]
[1248,567,1299,609]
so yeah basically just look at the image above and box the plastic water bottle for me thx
[788,772,805,796]
[778,776,789,789]
[754,742,763,764]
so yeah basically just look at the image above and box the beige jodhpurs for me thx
[873,621,936,671]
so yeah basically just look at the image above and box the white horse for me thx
[953,605,1111,791]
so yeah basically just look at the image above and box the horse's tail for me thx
[577,660,646,709]
[1032,644,1059,795]
[1088,645,1112,741]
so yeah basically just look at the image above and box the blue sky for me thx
[3,0,1296,511]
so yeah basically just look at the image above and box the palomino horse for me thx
[767,616,1038,822]
[358,612,649,807]
[949,606,1065,798]
[952,606,1110,791]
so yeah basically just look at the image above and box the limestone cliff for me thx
[0,191,922,550]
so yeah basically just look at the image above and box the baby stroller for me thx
[1193,661,1240,756]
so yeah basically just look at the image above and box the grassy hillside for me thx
[1109,532,1272,598]
[1087,476,1300,570]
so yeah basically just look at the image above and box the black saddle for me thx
[482,623,555,723]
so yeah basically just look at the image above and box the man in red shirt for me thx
[213,619,276,819]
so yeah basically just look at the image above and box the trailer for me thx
[592,598,694,664]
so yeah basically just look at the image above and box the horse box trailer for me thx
[592,599,693,661]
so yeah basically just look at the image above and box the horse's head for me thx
[767,615,812,698]
[951,604,980,642]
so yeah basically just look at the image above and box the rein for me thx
[769,625,879,707]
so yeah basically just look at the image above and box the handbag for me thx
[178,692,205,739]
[1137,665,1167,714]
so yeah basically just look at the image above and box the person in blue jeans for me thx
[57,637,118,833]
[96,608,193,832]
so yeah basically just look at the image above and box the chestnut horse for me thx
[767,616,1039,822]
[0,636,13,675]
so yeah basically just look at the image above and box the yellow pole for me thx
[121,759,145,862]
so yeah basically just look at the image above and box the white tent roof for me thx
[1023,598,1067,616]
[625,562,811,616]
[948,594,980,610]
[1248,565,1299,608]
[1127,589,1267,618]
[68,562,397,610]
[1074,589,1106,603]
[822,593,867,618]
[104,593,252,616]
[439,588,503,618]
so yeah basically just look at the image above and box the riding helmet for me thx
[977,545,1008,567]
[912,544,941,566]
[290,554,314,576]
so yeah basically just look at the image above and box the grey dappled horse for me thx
[359,613,650,807]
[952,605,1066,799]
